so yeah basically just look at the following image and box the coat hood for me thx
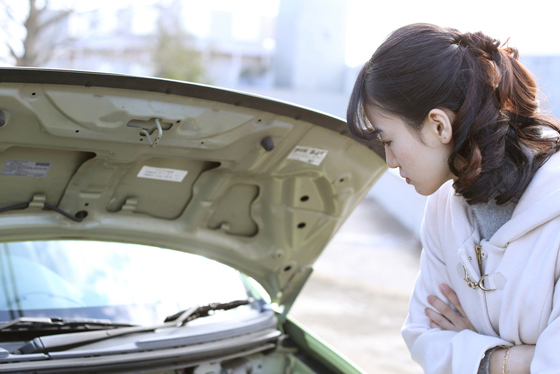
[447,151,560,250]
[0,68,386,315]
[490,151,560,247]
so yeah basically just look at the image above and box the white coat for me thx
[401,151,560,374]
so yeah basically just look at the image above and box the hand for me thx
[425,283,477,333]
[489,345,535,374]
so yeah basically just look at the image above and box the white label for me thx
[287,146,328,166]
[1,160,51,178]
[137,166,188,182]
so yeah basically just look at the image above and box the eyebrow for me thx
[366,128,383,142]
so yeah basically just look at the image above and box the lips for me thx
[400,173,410,184]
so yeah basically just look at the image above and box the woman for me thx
[347,24,560,373]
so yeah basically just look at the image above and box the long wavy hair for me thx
[347,23,560,205]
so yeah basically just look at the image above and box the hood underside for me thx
[0,68,386,313]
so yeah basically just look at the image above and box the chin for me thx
[413,185,436,196]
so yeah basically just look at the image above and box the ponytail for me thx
[450,31,559,204]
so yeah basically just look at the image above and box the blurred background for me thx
[1,0,558,372]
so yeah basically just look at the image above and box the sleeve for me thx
[401,188,510,374]
[477,348,498,374]
[530,276,560,373]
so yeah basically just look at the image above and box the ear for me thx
[424,108,454,145]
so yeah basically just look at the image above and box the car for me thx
[0,67,386,374]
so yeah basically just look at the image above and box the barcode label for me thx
[287,146,328,166]
[1,160,52,178]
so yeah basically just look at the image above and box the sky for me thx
[345,0,560,66]
[4,0,560,66]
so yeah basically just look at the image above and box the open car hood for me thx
[0,68,386,315]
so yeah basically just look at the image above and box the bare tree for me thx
[1,0,72,66]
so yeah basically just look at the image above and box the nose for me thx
[385,146,399,168]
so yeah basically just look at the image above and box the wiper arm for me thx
[16,299,252,354]
[164,299,251,325]
[0,317,136,332]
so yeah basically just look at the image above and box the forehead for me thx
[363,105,404,133]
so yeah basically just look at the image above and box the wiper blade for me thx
[164,299,251,325]
[17,299,253,354]
[0,317,136,332]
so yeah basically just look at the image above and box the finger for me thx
[427,295,462,326]
[430,321,443,329]
[439,284,467,316]
[425,307,455,331]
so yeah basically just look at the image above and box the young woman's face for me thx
[365,106,455,196]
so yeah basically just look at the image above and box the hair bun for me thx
[455,32,500,57]
[455,34,471,48]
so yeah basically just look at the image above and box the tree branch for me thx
[38,9,72,30]
[7,43,20,62]
[3,3,18,23]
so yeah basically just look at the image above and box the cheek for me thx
[393,146,415,167]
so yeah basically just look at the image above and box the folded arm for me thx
[426,284,534,374]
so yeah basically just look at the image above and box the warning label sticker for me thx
[1,160,51,178]
[137,166,188,182]
[287,146,328,166]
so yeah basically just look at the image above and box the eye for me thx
[374,133,386,143]
[373,132,391,147]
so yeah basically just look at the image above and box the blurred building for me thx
[45,1,276,88]
[274,0,347,93]
[38,0,354,111]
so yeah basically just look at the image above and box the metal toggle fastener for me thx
[462,265,496,292]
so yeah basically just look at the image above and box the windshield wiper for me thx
[163,299,251,325]
[0,317,136,332]
[16,299,252,354]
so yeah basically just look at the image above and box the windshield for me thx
[0,241,250,326]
